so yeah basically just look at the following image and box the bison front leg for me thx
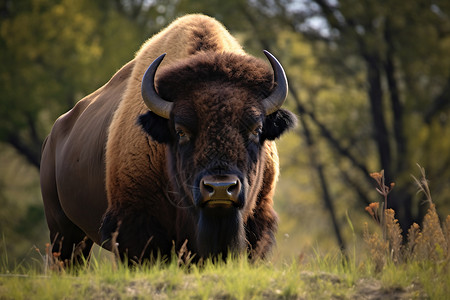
[100,209,173,264]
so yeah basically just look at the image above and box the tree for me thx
[247,0,450,236]
[0,0,150,168]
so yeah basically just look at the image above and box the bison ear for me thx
[138,111,171,144]
[261,108,297,141]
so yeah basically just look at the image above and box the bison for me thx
[40,14,296,263]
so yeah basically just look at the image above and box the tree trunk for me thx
[364,55,392,180]
[384,20,407,174]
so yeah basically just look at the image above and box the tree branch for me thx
[289,85,373,185]
[339,168,372,207]
[424,76,450,123]
[298,99,346,252]
[6,133,40,169]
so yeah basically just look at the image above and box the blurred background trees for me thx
[1,0,449,263]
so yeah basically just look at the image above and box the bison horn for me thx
[262,50,289,115]
[141,53,173,119]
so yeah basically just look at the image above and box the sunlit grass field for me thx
[0,245,447,299]
[1,168,449,299]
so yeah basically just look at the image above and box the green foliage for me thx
[0,146,46,268]
[1,0,101,134]
[0,0,145,167]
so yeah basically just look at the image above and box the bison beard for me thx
[197,208,245,258]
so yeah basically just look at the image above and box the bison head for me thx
[138,51,296,258]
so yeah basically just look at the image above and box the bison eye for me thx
[175,125,190,144]
[177,129,186,138]
[250,124,263,142]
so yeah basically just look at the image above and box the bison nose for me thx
[199,175,241,208]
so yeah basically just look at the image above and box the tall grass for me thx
[1,165,449,299]
[1,252,360,299]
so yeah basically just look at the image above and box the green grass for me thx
[1,245,446,299]
[2,167,449,299]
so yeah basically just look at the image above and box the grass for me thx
[0,254,355,299]
[1,249,440,299]
[1,243,441,299]
[1,166,449,299]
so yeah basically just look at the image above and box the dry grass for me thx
[364,165,450,272]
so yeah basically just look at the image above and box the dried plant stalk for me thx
[384,209,403,263]
[363,222,388,272]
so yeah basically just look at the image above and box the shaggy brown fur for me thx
[105,14,245,216]
[40,14,295,263]
[156,52,275,101]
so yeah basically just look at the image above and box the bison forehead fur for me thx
[156,51,275,101]
[39,14,296,265]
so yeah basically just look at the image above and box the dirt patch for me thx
[352,278,427,300]
[65,271,428,299]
